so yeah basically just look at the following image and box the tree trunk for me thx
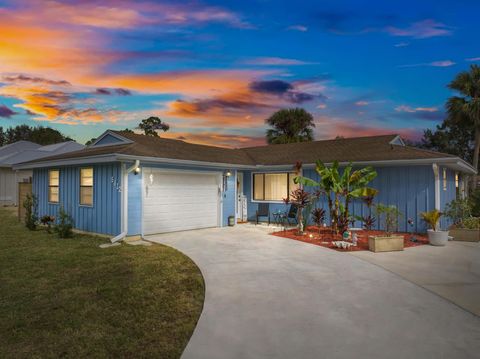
[472,128,480,189]
[297,209,304,234]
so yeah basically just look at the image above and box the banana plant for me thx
[295,160,378,234]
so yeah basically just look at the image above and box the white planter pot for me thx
[427,229,449,246]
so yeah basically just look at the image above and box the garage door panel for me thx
[143,169,221,235]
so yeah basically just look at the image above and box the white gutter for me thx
[111,160,140,243]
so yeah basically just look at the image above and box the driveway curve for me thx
[148,225,480,359]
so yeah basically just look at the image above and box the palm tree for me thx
[447,65,480,187]
[265,108,315,144]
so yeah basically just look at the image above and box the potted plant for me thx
[444,198,480,242]
[368,204,404,252]
[421,209,448,246]
[449,217,480,242]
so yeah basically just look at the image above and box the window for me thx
[80,168,93,206]
[48,170,59,203]
[253,172,299,201]
[443,168,447,191]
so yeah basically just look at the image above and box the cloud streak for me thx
[398,60,456,68]
[385,19,453,38]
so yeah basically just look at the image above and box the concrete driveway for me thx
[351,240,480,316]
[148,226,480,359]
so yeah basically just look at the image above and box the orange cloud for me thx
[0,84,121,125]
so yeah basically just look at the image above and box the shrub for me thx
[444,198,472,225]
[23,193,38,230]
[362,215,376,231]
[54,207,74,238]
[421,209,443,231]
[459,217,480,230]
[311,208,325,233]
[375,204,402,235]
[40,215,55,233]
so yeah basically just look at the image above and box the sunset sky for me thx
[0,0,479,147]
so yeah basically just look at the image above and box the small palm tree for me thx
[447,65,480,186]
[265,108,315,144]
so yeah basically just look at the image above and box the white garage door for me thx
[143,169,221,235]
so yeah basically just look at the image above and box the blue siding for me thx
[93,134,125,146]
[222,170,236,226]
[33,163,121,236]
[440,167,457,230]
[243,165,439,233]
[128,171,143,235]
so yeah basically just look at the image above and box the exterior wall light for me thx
[134,167,141,175]
[225,170,232,177]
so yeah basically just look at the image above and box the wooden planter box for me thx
[450,228,480,242]
[368,235,404,253]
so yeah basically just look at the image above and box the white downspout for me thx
[111,160,139,243]
[432,163,441,210]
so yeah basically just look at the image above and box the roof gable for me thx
[90,131,133,147]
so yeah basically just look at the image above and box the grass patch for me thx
[0,208,204,359]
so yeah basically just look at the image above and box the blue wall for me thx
[33,163,122,235]
[440,167,457,230]
[243,165,449,233]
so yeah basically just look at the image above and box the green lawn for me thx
[0,208,204,359]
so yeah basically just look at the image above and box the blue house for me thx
[15,130,476,240]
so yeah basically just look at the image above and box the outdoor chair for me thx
[256,203,270,225]
[286,205,298,225]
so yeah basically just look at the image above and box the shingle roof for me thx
[20,131,459,168]
[241,134,456,165]
[0,140,84,167]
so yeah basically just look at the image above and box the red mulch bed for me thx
[271,226,429,252]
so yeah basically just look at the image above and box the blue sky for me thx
[0,0,479,147]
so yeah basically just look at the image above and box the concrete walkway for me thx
[351,240,480,316]
[148,226,480,359]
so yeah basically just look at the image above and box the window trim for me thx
[251,171,300,203]
[79,167,94,207]
[48,169,60,204]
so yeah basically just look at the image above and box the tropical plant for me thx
[295,160,377,234]
[265,108,315,144]
[420,209,443,231]
[54,207,74,238]
[289,188,311,234]
[362,215,376,231]
[23,193,38,230]
[311,208,326,233]
[138,116,170,137]
[446,65,480,186]
[375,204,402,235]
[40,215,55,233]
[444,198,472,225]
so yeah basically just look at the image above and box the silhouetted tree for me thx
[265,108,315,144]
[0,125,72,146]
[138,116,170,137]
